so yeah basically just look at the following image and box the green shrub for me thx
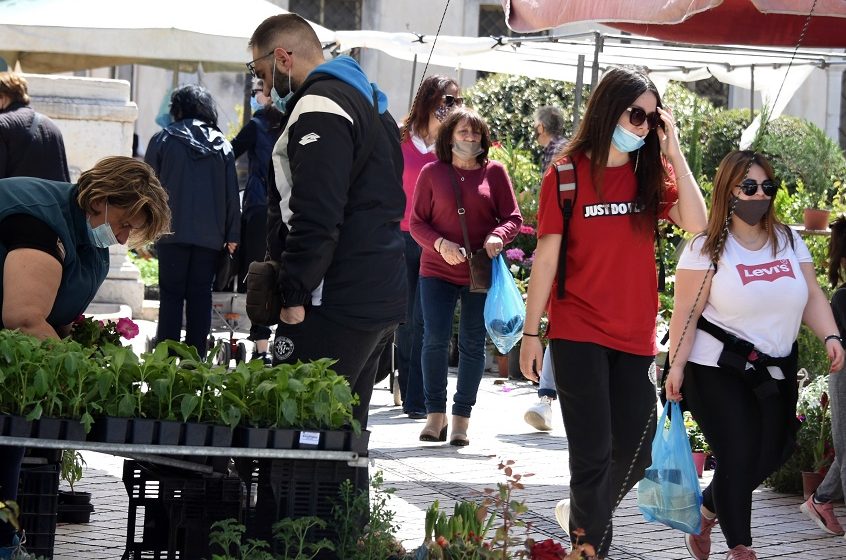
[465,74,585,161]
[489,140,540,224]
[662,82,717,180]
[699,108,751,181]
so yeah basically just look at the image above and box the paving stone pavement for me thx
[48,320,846,558]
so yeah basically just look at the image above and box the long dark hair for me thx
[170,84,219,127]
[401,75,459,142]
[829,216,846,288]
[563,67,665,229]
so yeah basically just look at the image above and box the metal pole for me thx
[574,54,585,130]
[408,54,418,110]
[750,65,755,124]
[590,32,604,93]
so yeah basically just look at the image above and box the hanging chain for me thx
[403,0,451,133]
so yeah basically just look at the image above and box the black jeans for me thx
[272,307,397,428]
[550,339,656,557]
[683,361,791,548]
[156,243,218,358]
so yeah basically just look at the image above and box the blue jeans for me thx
[396,232,425,414]
[419,276,487,418]
[538,346,557,399]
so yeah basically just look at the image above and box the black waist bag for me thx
[245,260,283,326]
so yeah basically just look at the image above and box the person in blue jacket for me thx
[145,84,241,358]
[248,13,406,428]
[0,156,170,559]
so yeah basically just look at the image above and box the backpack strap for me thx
[555,155,577,299]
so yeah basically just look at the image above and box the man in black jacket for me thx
[249,14,406,428]
[0,71,69,181]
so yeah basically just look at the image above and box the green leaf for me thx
[180,394,199,422]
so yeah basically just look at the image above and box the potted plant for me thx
[58,449,94,524]
[684,412,710,478]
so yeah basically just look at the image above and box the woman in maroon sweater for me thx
[410,107,522,445]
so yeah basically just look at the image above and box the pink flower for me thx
[505,248,525,262]
[115,317,139,340]
[520,224,536,235]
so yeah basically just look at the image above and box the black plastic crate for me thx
[18,463,59,559]
[235,458,368,553]
[122,460,243,560]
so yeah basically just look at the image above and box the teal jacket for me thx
[0,178,108,329]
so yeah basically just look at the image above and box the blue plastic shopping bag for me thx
[483,255,525,354]
[637,401,702,534]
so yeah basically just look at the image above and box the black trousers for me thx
[683,361,791,548]
[551,339,656,557]
[237,207,272,341]
[156,243,218,358]
[272,307,397,429]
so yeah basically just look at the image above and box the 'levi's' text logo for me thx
[736,259,795,285]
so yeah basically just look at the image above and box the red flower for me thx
[115,317,139,340]
[530,538,567,559]
[519,225,536,235]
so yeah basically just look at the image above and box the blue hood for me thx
[308,55,389,114]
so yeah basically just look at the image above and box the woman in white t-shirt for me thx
[664,150,844,560]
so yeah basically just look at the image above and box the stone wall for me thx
[26,73,145,316]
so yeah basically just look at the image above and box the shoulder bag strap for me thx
[448,170,473,254]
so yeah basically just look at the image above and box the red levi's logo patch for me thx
[736,259,795,285]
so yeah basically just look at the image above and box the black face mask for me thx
[731,197,771,226]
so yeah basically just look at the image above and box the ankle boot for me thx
[419,413,447,442]
[450,415,470,446]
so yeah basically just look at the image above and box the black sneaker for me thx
[251,351,273,366]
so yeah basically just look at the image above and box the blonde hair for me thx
[0,72,30,105]
[76,157,171,247]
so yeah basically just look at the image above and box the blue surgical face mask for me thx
[270,58,294,114]
[89,202,119,248]
[250,96,263,114]
[611,124,646,153]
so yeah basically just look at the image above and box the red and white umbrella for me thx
[503,0,846,47]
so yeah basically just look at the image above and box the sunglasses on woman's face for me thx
[737,179,778,197]
[626,106,662,130]
[443,94,464,107]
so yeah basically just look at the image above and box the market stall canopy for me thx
[0,0,335,73]
[334,29,839,92]
[502,0,846,47]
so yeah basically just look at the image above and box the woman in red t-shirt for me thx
[411,107,522,446]
[519,67,707,557]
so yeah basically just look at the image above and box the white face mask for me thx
[88,202,119,248]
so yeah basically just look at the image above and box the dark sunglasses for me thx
[246,49,292,78]
[626,106,662,130]
[443,94,464,107]
[737,179,778,197]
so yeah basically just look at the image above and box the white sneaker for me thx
[555,498,570,532]
[524,395,554,431]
